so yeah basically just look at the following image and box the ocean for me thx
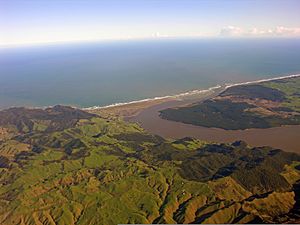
[1,38,300,109]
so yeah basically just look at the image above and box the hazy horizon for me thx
[1,0,300,46]
[1,36,300,49]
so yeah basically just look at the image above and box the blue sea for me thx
[1,38,300,109]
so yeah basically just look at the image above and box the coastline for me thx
[84,73,300,111]
[86,73,300,117]
[0,73,299,152]
[125,74,300,153]
[87,86,224,118]
[1,73,298,113]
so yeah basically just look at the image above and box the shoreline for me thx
[85,73,300,118]
[83,73,300,111]
[0,73,299,152]
[127,74,300,153]
[83,84,223,111]
[1,73,299,112]
[88,86,224,118]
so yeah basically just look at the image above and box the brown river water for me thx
[128,98,300,153]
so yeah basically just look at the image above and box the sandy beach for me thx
[87,97,172,118]
[90,74,300,153]
[87,84,223,118]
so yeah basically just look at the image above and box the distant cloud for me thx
[272,26,300,36]
[151,32,170,38]
[220,26,300,37]
[220,26,243,37]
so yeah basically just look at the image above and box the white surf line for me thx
[83,85,222,110]
[224,73,300,89]
[6,73,298,111]
[83,73,300,110]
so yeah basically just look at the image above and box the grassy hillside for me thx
[0,106,300,224]
[160,76,300,130]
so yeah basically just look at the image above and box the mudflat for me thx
[128,98,300,153]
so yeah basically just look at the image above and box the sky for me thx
[1,0,300,46]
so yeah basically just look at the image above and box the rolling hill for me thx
[0,105,300,224]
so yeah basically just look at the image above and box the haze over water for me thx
[1,38,300,109]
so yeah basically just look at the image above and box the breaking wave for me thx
[83,73,300,110]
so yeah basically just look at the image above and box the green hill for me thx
[0,105,300,224]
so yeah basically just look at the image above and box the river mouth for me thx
[128,96,300,153]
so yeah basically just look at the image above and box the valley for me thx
[0,104,299,224]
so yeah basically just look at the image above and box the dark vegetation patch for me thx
[67,149,89,160]
[160,99,300,130]
[172,137,197,145]
[121,141,144,152]
[160,81,300,129]
[92,133,104,138]
[268,149,281,156]
[13,151,35,167]
[160,99,272,130]
[113,133,164,144]
[0,156,10,168]
[293,92,300,97]
[51,138,62,148]
[136,141,300,193]
[0,105,95,133]
[63,139,88,159]
[64,138,86,150]
[212,163,238,179]
[32,145,44,153]
[203,143,234,154]
[232,150,300,193]
[14,151,35,161]
[14,129,86,151]
[14,133,61,148]
[272,107,294,112]
[133,142,192,165]
[232,140,248,148]
[220,84,286,102]
[295,165,300,171]
[233,167,290,193]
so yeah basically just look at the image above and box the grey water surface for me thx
[1,38,300,109]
